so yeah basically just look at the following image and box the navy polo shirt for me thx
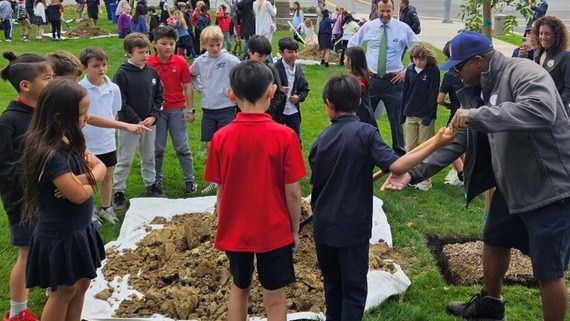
[309,114,399,247]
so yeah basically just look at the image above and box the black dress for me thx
[26,149,105,292]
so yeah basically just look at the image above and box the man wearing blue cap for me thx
[382,30,570,321]
[348,0,418,157]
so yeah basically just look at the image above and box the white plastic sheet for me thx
[82,196,410,320]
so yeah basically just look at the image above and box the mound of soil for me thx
[65,25,110,38]
[98,201,396,319]
[298,44,341,64]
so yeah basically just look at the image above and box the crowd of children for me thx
[0,2,472,320]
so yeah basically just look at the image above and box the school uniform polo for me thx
[204,112,306,253]
[309,114,399,247]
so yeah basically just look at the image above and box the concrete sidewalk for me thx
[420,17,517,57]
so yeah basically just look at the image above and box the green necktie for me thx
[378,24,388,77]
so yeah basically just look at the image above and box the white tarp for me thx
[82,196,410,320]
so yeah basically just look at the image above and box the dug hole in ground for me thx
[81,196,411,320]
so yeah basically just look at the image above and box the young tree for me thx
[459,0,534,34]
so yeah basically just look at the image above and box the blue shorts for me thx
[483,190,570,281]
[226,244,295,290]
[10,218,37,246]
[201,107,236,142]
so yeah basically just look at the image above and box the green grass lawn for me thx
[0,14,553,321]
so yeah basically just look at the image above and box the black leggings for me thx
[51,20,61,39]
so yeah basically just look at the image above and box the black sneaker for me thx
[184,181,197,194]
[112,192,127,210]
[146,182,166,197]
[446,291,506,321]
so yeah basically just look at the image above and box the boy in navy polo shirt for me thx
[204,60,306,320]
[309,74,455,320]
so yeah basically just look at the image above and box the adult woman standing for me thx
[252,0,275,42]
[531,16,570,110]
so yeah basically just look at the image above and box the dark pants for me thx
[280,113,301,146]
[104,0,114,20]
[1,19,11,40]
[369,76,406,156]
[51,20,61,38]
[316,242,369,321]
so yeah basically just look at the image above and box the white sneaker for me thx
[415,179,432,191]
[444,168,464,186]
[444,168,458,182]
[99,207,119,224]
[201,182,217,194]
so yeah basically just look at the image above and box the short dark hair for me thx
[230,60,274,104]
[200,5,208,12]
[1,51,51,92]
[147,5,155,12]
[322,74,361,113]
[248,35,272,56]
[79,46,108,67]
[153,26,178,41]
[278,37,299,52]
[402,0,409,5]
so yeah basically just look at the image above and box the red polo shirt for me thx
[147,53,191,111]
[204,113,306,253]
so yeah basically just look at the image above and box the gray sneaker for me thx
[113,192,127,210]
[91,209,102,227]
[146,182,166,197]
[446,291,506,321]
[184,180,197,194]
[99,207,119,224]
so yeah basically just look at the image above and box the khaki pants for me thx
[18,19,31,38]
[404,116,435,151]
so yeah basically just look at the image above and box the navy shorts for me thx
[226,244,295,290]
[10,218,37,246]
[201,106,236,142]
[484,190,570,281]
[95,150,117,167]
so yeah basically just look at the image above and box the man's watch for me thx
[186,108,196,114]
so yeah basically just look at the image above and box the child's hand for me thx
[380,172,411,191]
[432,127,456,148]
[289,94,299,104]
[292,232,300,251]
[185,111,196,123]
[198,88,204,95]
[142,116,157,127]
[282,85,289,95]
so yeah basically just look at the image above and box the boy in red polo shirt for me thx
[204,60,306,320]
[147,26,198,195]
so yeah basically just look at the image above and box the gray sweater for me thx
[190,50,241,110]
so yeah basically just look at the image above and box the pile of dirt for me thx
[65,25,110,38]
[98,201,396,319]
[442,240,534,286]
[298,44,341,64]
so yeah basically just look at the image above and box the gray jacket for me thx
[411,50,570,214]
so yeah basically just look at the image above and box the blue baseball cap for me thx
[439,31,494,70]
